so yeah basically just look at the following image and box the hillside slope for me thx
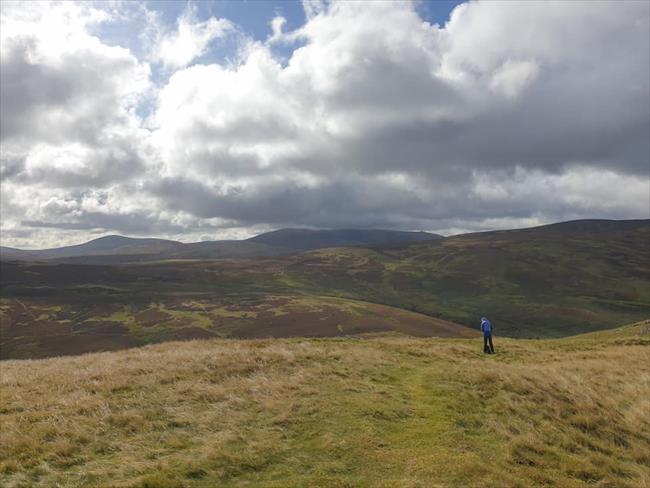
[0,293,475,360]
[1,322,648,487]
[282,219,650,336]
[1,219,647,359]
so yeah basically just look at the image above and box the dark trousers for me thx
[483,333,494,353]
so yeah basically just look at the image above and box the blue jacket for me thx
[480,317,492,334]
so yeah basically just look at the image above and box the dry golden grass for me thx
[1,322,649,487]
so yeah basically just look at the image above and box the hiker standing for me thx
[480,317,495,354]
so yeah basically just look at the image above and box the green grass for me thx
[1,321,648,487]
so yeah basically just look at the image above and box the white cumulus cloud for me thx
[153,5,234,69]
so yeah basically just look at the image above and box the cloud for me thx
[0,1,151,194]
[153,5,234,69]
[302,0,327,20]
[0,0,648,248]
[489,60,539,99]
[267,16,288,45]
[147,0,649,216]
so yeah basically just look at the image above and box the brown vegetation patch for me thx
[545,305,599,321]
[135,308,173,327]
[231,298,476,339]
[72,321,130,335]
[1,319,70,339]
[2,331,139,360]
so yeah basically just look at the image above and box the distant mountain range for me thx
[0,228,442,263]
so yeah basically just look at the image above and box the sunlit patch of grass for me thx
[85,309,135,325]
[156,302,216,328]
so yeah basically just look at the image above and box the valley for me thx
[1,219,648,359]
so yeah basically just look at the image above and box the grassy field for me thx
[1,321,648,487]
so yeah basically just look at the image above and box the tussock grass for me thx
[1,322,648,487]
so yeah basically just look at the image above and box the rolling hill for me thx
[1,321,648,487]
[280,219,650,336]
[0,219,647,358]
[0,235,184,261]
[0,228,441,263]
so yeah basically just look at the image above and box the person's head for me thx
[481,316,488,322]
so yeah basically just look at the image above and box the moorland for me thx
[1,219,648,359]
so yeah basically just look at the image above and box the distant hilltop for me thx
[0,228,442,264]
[2,219,648,264]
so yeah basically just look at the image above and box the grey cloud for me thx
[149,176,432,228]
[22,140,146,188]
[15,162,643,243]
[0,154,25,180]
[322,45,462,114]
[0,18,150,193]
[21,211,188,236]
[0,37,76,142]
[0,35,144,146]
[18,213,238,235]
[147,173,608,232]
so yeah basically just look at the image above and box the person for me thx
[480,316,495,354]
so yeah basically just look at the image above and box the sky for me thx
[0,0,649,248]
